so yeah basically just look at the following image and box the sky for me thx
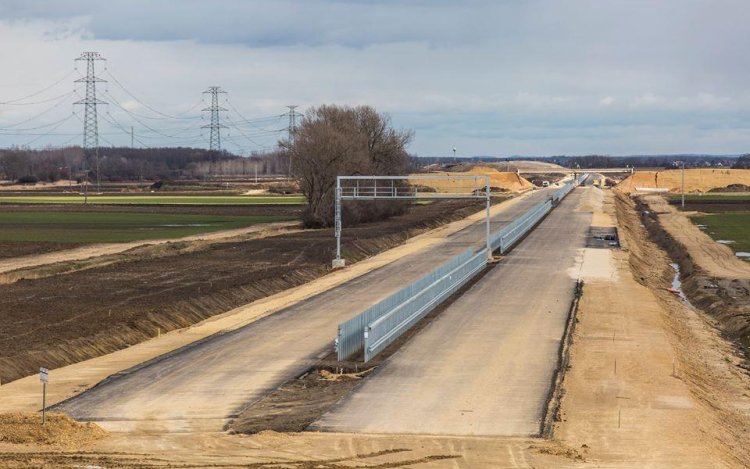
[0,0,749,157]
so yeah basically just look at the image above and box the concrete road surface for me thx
[311,189,590,437]
[56,189,555,432]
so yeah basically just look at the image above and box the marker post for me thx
[39,367,48,425]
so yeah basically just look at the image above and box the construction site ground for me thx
[2,186,750,468]
[0,198,490,384]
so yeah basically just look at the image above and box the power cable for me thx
[103,67,203,120]
[0,69,77,104]
[0,91,76,129]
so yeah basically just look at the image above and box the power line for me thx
[0,69,77,104]
[103,67,203,120]
[18,113,76,147]
[0,90,79,107]
[101,91,206,139]
[0,113,79,133]
[0,91,75,130]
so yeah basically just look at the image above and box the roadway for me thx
[56,188,556,432]
[311,188,591,437]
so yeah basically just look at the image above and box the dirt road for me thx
[642,195,750,279]
[55,190,556,432]
[0,220,299,275]
[311,189,590,437]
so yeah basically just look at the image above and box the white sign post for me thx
[39,367,48,425]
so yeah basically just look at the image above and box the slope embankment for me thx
[617,169,750,194]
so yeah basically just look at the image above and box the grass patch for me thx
[691,212,750,256]
[0,212,295,243]
[0,195,306,205]
[670,195,750,212]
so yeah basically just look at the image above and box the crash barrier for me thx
[552,183,573,202]
[363,248,488,362]
[489,199,552,253]
[336,248,477,361]
[577,173,590,185]
[335,178,582,362]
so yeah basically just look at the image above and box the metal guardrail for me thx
[489,199,551,253]
[336,248,476,361]
[363,248,488,362]
[335,178,583,363]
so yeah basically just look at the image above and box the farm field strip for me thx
[0,211,295,243]
[690,212,750,256]
[0,195,307,205]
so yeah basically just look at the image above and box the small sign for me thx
[39,367,48,384]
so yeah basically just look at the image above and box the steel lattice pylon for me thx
[202,86,227,151]
[74,52,106,193]
[74,52,106,150]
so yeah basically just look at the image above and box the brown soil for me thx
[0,200,485,384]
[612,190,750,467]
[0,412,106,446]
[616,168,750,193]
[0,242,86,260]
[229,261,496,435]
[410,166,534,192]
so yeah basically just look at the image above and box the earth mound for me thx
[410,166,534,193]
[0,412,106,446]
[616,169,750,193]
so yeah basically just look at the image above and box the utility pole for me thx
[74,52,106,194]
[286,105,298,182]
[202,86,228,152]
[681,161,685,209]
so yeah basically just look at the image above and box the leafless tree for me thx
[281,104,413,227]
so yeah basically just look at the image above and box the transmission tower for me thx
[202,86,227,151]
[286,105,298,141]
[286,105,298,181]
[74,52,106,192]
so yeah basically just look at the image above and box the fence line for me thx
[336,248,475,361]
[364,248,488,362]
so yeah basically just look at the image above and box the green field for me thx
[670,194,750,203]
[0,212,295,243]
[691,213,750,258]
[0,195,307,205]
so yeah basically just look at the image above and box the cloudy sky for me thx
[0,0,748,156]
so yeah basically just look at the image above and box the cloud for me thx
[1,0,750,155]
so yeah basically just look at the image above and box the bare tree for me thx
[281,104,413,228]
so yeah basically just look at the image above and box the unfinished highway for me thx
[312,189,590,436]
[56,188,556,432]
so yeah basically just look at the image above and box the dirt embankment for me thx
[635,194,750,355]
[0,200,485,384]
[410,166,534,192]
[612,190,750,467]
[617,168,750,193]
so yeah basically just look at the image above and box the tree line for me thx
[0,146,290,183]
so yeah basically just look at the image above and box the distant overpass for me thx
[517,168,635,175]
